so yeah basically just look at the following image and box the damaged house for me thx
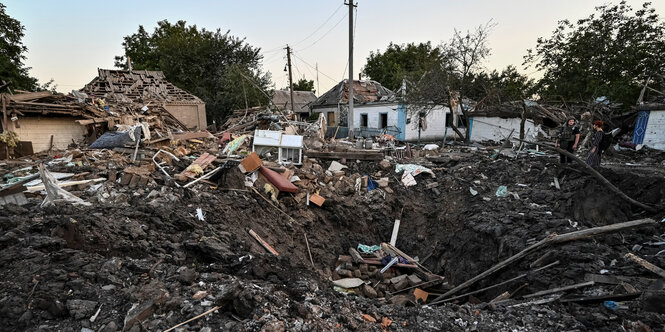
[82,69,207,130]
[271,90,317,121]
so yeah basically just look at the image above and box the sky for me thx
[4,0,664,95]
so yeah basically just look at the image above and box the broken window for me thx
[379,113,388,129]
[360,114,368,128]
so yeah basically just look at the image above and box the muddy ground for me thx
[1,145,665,331]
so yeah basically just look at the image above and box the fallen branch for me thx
[625,253,665,279]
[511,138,657,212]
[431,218,655,303]
[163,306,220,332]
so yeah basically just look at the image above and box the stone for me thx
[262,319,286,332]
[123,301,155,331]
[362,284,378,298]
[407,274,422,286]
[353,270,362,278]
[359,264,368,273]
[101,321,118,332]
[177,267,197,284]
[66,299,98,320]
[394,278,409,291]
[377,177,389,187]
[390,274,408,285]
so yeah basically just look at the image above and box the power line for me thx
[298,11,348,52]
[292,3,344,47]
[341,7,358,80]
[291,52,338,83]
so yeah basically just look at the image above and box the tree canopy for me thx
[362,42,444,91]
[524,1,665,107]
[115,20,272,123]
[0,3,37,91]
[293,78,314,92]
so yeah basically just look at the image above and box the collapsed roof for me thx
[311,79,395,108]
[82,69,203,105]
[272,90,317,113]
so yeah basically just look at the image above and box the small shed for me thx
[252,130,303,165]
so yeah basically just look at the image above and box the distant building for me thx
[83,69,207,130]
[272,90,317,121]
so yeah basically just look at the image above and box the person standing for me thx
[555,117,581,163]
[586,120,604,167]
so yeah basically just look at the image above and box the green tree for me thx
[363,42,444,91]
[0,3,37,91]
[524,1,665,107]
[466,66,535,103]
[293,78,314,92]
[115,20,272,123]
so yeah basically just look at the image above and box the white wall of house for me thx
[9,117,86,152]
[470,116,539,142]
[642,110,665,150]
[353,104,399,129]
[405,106,449,141]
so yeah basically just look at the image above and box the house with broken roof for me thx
[0,70,194,157]
[271,90,317,121]
[82,69,207,130]
[311,79,457,141]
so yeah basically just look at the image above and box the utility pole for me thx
[316,62,320,97]
[285,45,295,116]
[345,1,356,138]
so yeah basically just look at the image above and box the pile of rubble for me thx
[1,105,665,331]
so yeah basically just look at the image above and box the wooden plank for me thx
[431,218,655,303]
[248,229,278,255]
[8,91,53,102]
[522,281,595,299]
[625,253,665,279]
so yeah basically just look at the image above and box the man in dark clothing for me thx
[555,117,580,163]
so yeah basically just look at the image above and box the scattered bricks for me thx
[359,264,368,273]
[368,266,377,273]
[390,274,408,285]
[361,314,376,323]
[119,173,133,186]
[331,271,341,281]
[332,170,345,177]
[407,274,422,286]
[426,182,439,189]
[108,170,117,182]
[123,300,156,331]
[353,270,362,278]
[360,273,369,280]
[192,290,208,300]
[384,187,394,194]
[394,277,409,291]
[362,284,378,299]
[138,176,149,187]
[128,174,140,189]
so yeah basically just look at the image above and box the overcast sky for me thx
[4,0,663,95]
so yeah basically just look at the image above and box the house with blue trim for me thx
[633,102,665,150]
[310,79,452,141]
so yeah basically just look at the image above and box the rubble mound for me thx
[1,144,664,332]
